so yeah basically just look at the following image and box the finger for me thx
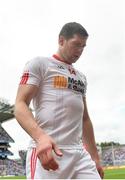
[100,170,104,179]
[48,160,59,171]
[98,167,104,179]
[46,148,59,170]
[39,148,58,171]
[37,149,51,170]
[40,152,50,170]
[53,144,63,157]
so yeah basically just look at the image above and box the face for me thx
[58,34,87,64]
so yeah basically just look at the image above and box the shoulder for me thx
[75,69,87,81]
[26,56,50,67]
[24,56,51,73]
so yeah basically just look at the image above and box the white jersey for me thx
[20,55,87,149]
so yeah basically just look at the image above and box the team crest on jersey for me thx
[53,76,85,95]
[54,76,67,88]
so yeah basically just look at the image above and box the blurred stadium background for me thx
[0,100,125,177]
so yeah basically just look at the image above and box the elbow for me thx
[14,101,23,121]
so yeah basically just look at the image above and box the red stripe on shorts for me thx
[30,148,37,180]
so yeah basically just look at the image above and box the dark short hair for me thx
[59,22,89,39]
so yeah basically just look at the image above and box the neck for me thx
[54,51,71,65]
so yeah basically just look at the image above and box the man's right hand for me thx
[36,134,63,171]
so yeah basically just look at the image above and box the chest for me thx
[42,63,86,96]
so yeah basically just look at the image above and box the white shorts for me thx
[26,147,101,179]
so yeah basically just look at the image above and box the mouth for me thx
[73,55,80,60]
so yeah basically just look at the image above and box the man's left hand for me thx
[96,163,104,179]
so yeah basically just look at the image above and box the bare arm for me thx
[82,97,104,178]
[14,84,44,140]
[14,84,62,171]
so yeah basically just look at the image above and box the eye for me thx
[73,42,86,48]
[74,43,81,47]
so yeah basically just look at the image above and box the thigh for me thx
[74,149,101,179]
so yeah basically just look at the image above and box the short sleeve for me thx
[20,57,44,87]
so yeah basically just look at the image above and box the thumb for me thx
[53,143,63,157]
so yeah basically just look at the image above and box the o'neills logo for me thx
[53,76,85,95]
[68,77,85,94]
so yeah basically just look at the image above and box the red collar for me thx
[52,54,71,65]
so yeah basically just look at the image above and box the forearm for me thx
[83,118,100,163]
[82,98,104,178]
[14,101,45,143]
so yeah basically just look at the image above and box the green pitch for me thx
[104,168,125,179]
[0,168,125,179]
[0,176,25,179]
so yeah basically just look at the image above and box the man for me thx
[14,22,104,179]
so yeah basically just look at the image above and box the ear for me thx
[58,35,65,46]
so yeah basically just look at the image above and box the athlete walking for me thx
[14,22,104,179]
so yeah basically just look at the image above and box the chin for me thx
[72,57,79,63]
[67,57,79,64]
[73,59,78,63]
[69,60,77,64]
